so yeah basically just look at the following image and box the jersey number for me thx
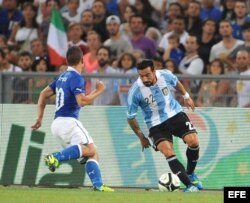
[56,88,64,110]
[186,121,195,130]
[144,94,155,105]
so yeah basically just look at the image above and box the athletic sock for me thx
[53,144,81,162]
[186,145,199,175]
[85,159,103,188]
[167,155,191,187]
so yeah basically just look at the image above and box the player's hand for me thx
[139,136,151,152]
[184,97,195,111]
[96,80,106,93]
[31,119,42,130]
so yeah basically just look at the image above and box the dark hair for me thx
[66,46,83,66]
[137,59,154,71]
[129,14,145,24]
[97,46,111,58]
[0,48,6,59]
[117,52,136,69]
[242,21,250,31]
[32,56,49,71]
[20,2,38,28]
[209,59,225,74]
[18,51,32,58]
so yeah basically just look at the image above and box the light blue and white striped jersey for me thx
[49,67,85,119]
[127,70,183,129]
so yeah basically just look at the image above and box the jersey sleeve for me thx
[49,80,56,94]
[70,75,86,96]
[127,86,139,120]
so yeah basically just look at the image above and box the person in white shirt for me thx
[235,50,250,107]
[179,35,204,98]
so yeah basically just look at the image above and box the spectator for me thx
[145,27,163,47]
[91,46,120,105]
[197,18,219,73]
[104,15,133,58]
[162,2,184,33]
[77,0,94,15]
[67,22,89,55]
[80,9,94,42]
[209,19,244,71]
[83,30,102,94]
[185,0,203,36]
[83,30,101,74]
[7,2,38,53]
[30,38,53,71]
[117,52,137,105]
[200,0,222,23]
[196,59,230,107]
[129,14,157,58]
[152,56,165,70]
[0,47,22,103]
[91,0,110,42]
[13,51,33,103]
[164,58,179,73]
[179,35,204,98]
[62,0,81,23]
[221,0,235,21]
[231,0,250,40]
[229,21,250,61]
[235,50,250,107]
[133,0,159,29]
[119,5,137,38]
[28,55,53,104]
[0,0,22,39]
[39,0,69,46]
[159,16,189,52]
[162,33,185,65]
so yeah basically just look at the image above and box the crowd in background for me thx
[0,0,250,107]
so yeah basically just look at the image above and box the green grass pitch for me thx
[0,186,223,203]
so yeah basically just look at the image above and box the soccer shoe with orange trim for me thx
[44,154,59,172]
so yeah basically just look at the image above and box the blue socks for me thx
[85,159,103,188]
[53,145,81,162]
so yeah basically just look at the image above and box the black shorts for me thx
[148,112,197,150]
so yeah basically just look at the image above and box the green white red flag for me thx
[47,8,68,66]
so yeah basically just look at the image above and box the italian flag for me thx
[47,8,68,66]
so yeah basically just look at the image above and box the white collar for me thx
[67,66,81,74]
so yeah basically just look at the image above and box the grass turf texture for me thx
[0,186,223,203]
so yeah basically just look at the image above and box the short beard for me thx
[143,82,153,87]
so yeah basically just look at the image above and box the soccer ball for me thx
[158,172,181,192]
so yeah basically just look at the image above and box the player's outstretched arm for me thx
[76,80,106,106]
[31,86,55,130]
[127,118,151,151]
[175,81,195,111]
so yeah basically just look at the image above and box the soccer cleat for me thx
[188,173,203,190]
[183,184,199,192]
[44,154,59,172]
[94,184,114,192]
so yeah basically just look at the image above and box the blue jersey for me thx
[127,70,183,129]
[49,67,85,119]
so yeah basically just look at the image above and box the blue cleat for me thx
[188,173,203,190]
[183,184,198,192]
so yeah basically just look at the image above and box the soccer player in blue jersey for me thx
[31,46,114,192]
[127,59,203,192]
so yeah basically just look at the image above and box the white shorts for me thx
[51,117,94,148]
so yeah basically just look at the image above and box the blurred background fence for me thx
[1,72,250,107]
